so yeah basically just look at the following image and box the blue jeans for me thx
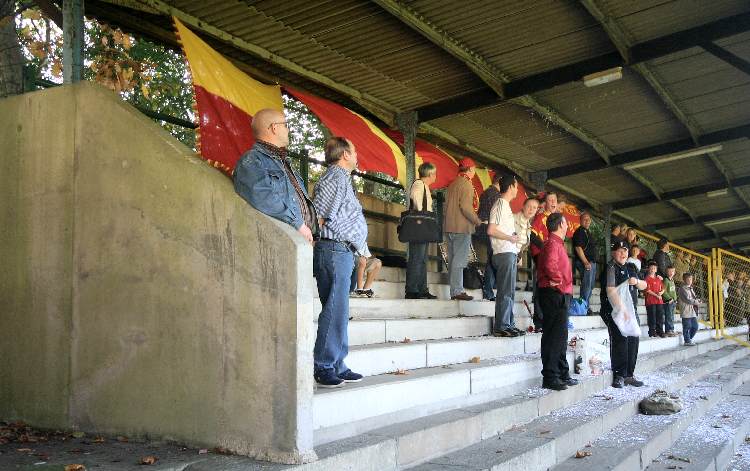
[446,232,471,296]
[682,317,698,343]
[313,240,355,376]
[493,252,517,331]
[573,259,596,307]
[483,237,496,299]
[406,242,428,294]
[664,302,676,333]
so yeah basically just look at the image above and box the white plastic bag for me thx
[570,335,609,376]
[610,280,641,337]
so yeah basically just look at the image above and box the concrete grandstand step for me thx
[344,313,653,346]
[554,360,750,471]
[345,322,720,377]
[313,327,748,447]
[645,379,750,471]
[409,345,750,471]
[313,297,645,321]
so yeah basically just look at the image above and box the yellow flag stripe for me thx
[475,168,492,190]
[174,17,282,116]
[348,109,409,186]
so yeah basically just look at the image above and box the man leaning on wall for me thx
[233,108,316,243]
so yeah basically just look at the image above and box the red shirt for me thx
[645,276,664,305]
[537,233,573,294]
[530,211,550,258]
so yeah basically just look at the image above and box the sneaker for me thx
[492,329,519,337]
[314,371,344,388]
[483,296,496,302]
[338,370,363,383]
[451,292,474,301]
[685,340,696,346]
[419,292,437,299]
[624,376,644,387]
[405,292,421,299]
[561,377,579,386]
[362,289,374,298]
[542,380,568,391]
[511,327,526,336]
[612,376,625,388]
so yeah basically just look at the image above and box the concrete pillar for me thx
[63,0,84,84]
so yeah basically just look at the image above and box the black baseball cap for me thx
[611,239,628,251]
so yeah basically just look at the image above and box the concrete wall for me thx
[0,83,316,464]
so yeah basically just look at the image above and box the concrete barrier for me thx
[0,83,316,464]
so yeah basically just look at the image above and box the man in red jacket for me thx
[537,212,577,390]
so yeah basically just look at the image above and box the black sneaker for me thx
[338,370,363,383]
[612,376,625,388]
[492,329,519,337]
[542,380,568,391]
[624,376,644,387]
[419,292,438,299]
[314,371,344,388]
[511,327,526,336]
[405,292,421,299]
[561,377,579,386]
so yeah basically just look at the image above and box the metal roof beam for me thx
[547,123,750,179]
[612,175,750,210]
[701,41,750,77]
[372,0,613,164]
[677,227,750,244]
[416,11,750,121]
[650,208,750,230]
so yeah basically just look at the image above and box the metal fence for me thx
[635,230,715,332]
[711,249,750,345]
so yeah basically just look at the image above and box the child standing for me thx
[662,266,679,337]
[678,273,701,346]
[644,260,665,337]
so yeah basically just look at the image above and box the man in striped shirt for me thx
[312,137,368,388]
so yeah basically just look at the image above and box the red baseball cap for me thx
[458,157,476,168]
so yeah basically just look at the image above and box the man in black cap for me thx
[600,239,648,388]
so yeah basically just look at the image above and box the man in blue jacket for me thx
[233,108,315,243]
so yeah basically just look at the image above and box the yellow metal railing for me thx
[711,248,750,347]
[634,229,715,334]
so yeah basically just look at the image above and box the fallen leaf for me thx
[470,356,480,363]
[575,450,592,458]
[401,338,411,343]
[668,454,691,463]
[539,430,550,435]
[16,448,33,453]
[116,436,128,442]
[140,455,158,465]
[64,465,86,471]
[212,447,231,455]
[71,431,85,439]
[393,369,409,375]
[93,437,105,443]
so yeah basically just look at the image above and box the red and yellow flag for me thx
[285,88,409,185]
[382,130,459,190]
[174,17,283,174]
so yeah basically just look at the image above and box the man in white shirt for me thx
[488,172,525,337]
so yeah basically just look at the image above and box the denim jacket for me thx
[233,144,310,230]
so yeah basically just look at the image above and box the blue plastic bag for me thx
[568,297,588,316]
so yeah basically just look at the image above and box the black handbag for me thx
[463,262,485,290]
[397,182,442,243]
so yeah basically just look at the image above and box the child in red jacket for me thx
[644,260,665,337]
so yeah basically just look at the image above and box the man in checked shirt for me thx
[312,137,368,388]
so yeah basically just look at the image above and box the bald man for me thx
[234,108,316,243]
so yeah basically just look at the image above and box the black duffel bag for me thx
[397,183,442,243]
[463,261,485,290]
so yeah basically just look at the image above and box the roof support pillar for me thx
[529,171,548,193]
[603,204,613,260]
[63,0,84,83]
[397,111,418,192]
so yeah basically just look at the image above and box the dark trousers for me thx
[405,242,428,295]
[539,288,570,382]
[646,304,665,336]
[532,256,543,327]
[482,237,496,300]
[601,309,639,378]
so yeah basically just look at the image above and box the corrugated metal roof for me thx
[88,0,750,252]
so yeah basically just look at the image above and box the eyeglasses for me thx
[269,121,287,129]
